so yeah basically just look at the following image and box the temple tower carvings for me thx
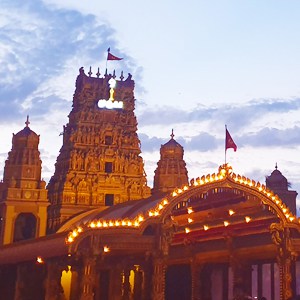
[153,130,188,194]
[0,117,48,245]
[47,68,151,232]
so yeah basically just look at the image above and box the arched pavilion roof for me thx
[64,164,300,246]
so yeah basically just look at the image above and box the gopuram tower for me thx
[47,67,151,232]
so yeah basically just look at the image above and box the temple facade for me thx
[0,68,299,300]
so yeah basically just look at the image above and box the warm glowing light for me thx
[185,227,190,233]
[194,181,199,186]
[97,221,102,228]
[103,246,110,253]
[37,256,44,264]
[183,186,188,191]
[90,222,96,228]
[187,207,193,214]
[163,199,168,205]
[134,221,139,227]
[172,191,177,196]
[178,189,183,194]
[122,220,127,226]
[154,211,159,216]
[229,209,235,216]
[68,253,71,257]
[67,236,74,243]
[188,218,193,223]
[204,225,209,231]
[224,221,229,227]
[289,216,295,222]
[158,204,163,210]
[127,220,132,226]
[282,208,287,213]
[115,221,120,226]
[149,211,153,217]
[245,216,251,223]
[103,221,108,227]
[138,215,144,222]
[72,230,78,237]
[77,227,83,233]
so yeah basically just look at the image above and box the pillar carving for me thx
[152,258,166,300]
[191,261,202,300]
[80,256,97,300]
[44,261,66,300]
[270,223,297,300]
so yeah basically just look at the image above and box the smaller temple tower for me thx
[266,163,298,215]
[153,130,189,193]
[0,117,48,245]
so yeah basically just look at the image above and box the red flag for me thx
[225,128,237,152]
[107,48,123,61]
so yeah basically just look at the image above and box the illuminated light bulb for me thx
[158,204,163,210]
[219,175,224,180]
[185,227,190,233]
[272,196,275,201]
[194,181,199,186]
[149,211,153,217]
[224,221,229,227]
[276,200,280,205]
[72,231,78,237]
[289,216,295,222]
[90,222,96,228]
[68,253,71,257]
[258,187,262,191]
[234,178,239,182]
[210,177,214,182]
[172,191,177,196]
[109,221,114,227]
[267,192,271,197]
[37,256,44,264]
[178,189,183,194]
[134,221,139,227]
[103,221,108,228]
[282,208,287,213]
[97,221,102,228]
[103,246,110,253]
[285,214,290,219]
[200,180,204,185]
[245,216,251,223]
[127,221,132,226]
[154,211,159,216]
[163,199,168,205]
[204,225,209,231]
[122,220,127,226]
[77,227,83,233]
[67,236,74,243]
[188,218,193,223]
[187,207,193,214]
[183,186,188,191]
[138,215,144,222]
[229,209,235,216]
[115,221,120,226]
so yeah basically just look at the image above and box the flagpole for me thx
[225,124,227,166]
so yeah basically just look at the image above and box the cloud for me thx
[0,0,135,123]
[137,98,300,130]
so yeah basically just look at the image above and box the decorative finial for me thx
[104,68,108,77]
[120,71,124,81]
[25,115,30,127]
[96,67,100,78]
[275,162,278,170]
[170,129,174,139]
[113,70,116,78]
[88,66,92,77]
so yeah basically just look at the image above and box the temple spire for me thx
[170,129,174,139]
[25,115,30,127]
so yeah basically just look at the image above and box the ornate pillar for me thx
[122,267,131,300]
[190,261,202,300]
[80,257,96,300]
[44,261,66,300]
[133,265,143,300]
[270,223,297,300]
[152,258,166,300]
[14,264,27,300]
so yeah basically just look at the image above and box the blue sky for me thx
[1,0,300,213]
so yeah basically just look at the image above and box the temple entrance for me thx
[13,213,37,242]
[165,264,191,300]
